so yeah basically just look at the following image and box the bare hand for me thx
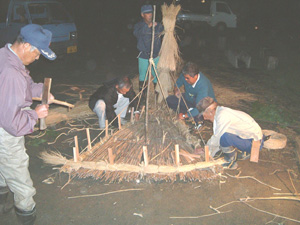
[35,104,49,119]
[148,22,157,28]
[135,113,140,121]
[174,87,181,98]
[194,146,204,155]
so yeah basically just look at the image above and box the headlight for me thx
[70,31,77,40]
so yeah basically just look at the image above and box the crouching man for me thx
[89,76,140,129]
[196,97,264,169]
[166,62,216,124]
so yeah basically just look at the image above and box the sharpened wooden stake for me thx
[140,105,145,117]
[105,120,109,138]
[130,107,134,124]
[108,148,115,165]
[205,145,210,162]
[250,140,261,163]
[117,114,121,130]
[86,128,91,151]
[74,136,80,161]
[143,146,149,166]
[175,144,180,166]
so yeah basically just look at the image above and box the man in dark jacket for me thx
[133,4,164,100]
[89,77,139,128]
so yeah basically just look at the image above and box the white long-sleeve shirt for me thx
[208,106,263,156]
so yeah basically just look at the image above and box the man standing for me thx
[89,76,140,129]
[133,4,164,101]
[196,97,264,169]
[0,24,56,224]
[167,62,216,123]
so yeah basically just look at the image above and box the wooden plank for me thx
[108,148,115,165]
[40,78,52,130]
[250,140,261,163]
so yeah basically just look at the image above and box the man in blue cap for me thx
[133,4,164,102]
[0,24,56,224]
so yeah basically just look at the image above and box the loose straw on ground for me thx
[226,172,281,191]
[68,188,144,199]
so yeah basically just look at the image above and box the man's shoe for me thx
[0,188,13,214]
[213,150,223,159]
[222,151,238,169]
[15,206,36,225]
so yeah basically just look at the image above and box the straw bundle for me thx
[158,4,182,71]
[41,108,223,183]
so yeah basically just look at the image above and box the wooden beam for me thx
[108,148,115,165]
[40,78,52,130]
[250,140,261,163]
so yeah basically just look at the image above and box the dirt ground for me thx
[2,27,300,225]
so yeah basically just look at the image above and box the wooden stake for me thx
[205,145,210,162]
[140,105,145,117]
[73,147,78,162]
[117,114,121,130]
[130,107,134,124]
[86,128,92,151]
[250,140,261,163]
[74,136,80,161]
[105,120,109,138]
[108,148,115,165]
[175,144,180,166]
[143,146,149,166]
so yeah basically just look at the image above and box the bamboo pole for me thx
[175,144,180,166]
[74,136,80,161]
[86,128,92,151]
[72,147,78,162]
[143,146,149,166]
[205,145,210,162]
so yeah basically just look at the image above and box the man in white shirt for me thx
[197,97,264,169]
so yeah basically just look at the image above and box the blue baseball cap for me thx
[141,5,153,14]
[20,24,56,60]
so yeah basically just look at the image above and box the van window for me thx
[28,2,72,25]
[216,3,231,14]
[12,4,28,24]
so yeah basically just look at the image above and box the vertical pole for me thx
[143,146,148,166]
[118,114,122,130]
[175,144,180,166]
[73,147,78,162]
[105,120,109,138]
[145,5,156,145]
[73,136,79,162]
[86,128,92,151]
[205,145,210,162]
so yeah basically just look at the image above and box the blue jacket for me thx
[176,72,216,117]
[133,20,163,59]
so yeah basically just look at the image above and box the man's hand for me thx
[35,104,49,119]
[174,87,181,98]
[178,113,187,120]
[135,112,140,121]
[148,22,157,28]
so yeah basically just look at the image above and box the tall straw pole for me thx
[145,5,156,144]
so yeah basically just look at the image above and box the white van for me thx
[0,0,78,55]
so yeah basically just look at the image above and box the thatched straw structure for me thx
[41,108,223,183]
[156,4,182,103]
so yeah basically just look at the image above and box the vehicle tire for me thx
[216,23,226,33]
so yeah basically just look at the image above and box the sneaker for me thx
[213,150,223,159]
[15,206,36,225]
[222,160,238,170]
[237,151,250,161]
[222,151,238,169]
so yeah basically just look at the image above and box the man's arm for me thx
[0,68,39,136]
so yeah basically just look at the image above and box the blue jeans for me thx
[220,132,264,153]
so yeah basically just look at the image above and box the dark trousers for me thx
[166,94,194,114]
